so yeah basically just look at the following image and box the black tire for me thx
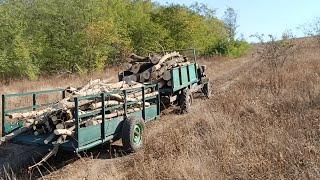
[121,116,145,152]
[179,88,193,114]
[202,81,211,99]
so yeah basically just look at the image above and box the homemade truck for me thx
[1,49,210,160]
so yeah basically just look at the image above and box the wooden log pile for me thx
[122,52,191,88]
[0,80,157,145]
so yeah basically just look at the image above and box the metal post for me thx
[142,87,145,120]
[156,84,160,116]
[62,90,66,99]
[123,90,127,118]
[2,95,5,137]
[179,68,182,86]
[101,93,106,140]
[171,70,174,91]
[33,94,37,111]
[74,97,79,148]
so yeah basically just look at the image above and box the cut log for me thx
[26,119,35,124]
[34,127,45,136]
[128,92,159,101]
[150,71,158,79]
[69,81,142,102]
[55,123,65,130]
[6,107,52,122]
[94,107,143,120]
[66,86,77,93]
[137,102,151,107]
[123,63,132,70]
[51,115,58,122]
[95,91,156,103]
[55,119,74,129]
[44,133,56,144]
[129,74,138,82]
[7,113,22,120]
[66,110,73,120]
[152,52,180,71]
[165,57,184,67]
[158,80,166,88]
[143,70,151,80]
[131,63,141,74]
[167,80,172,87]
[89,100,123,110]
[57,98,96,109]
[129,53,149,62]
[139,73,145,83]
[163,70,171,81]
[150,64,166,79]
[150,54,161,64]
[54,129,73,136]
[150,79,166,88]
[52,126,75,144]
[173,62,191,67]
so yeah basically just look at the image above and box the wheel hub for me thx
[133,124,142,143]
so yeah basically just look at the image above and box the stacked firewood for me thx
[122,52,191,88]
[0,80,158,145]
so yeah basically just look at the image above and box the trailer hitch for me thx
[28,145,59,172]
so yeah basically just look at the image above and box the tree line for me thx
[0,0,249,82]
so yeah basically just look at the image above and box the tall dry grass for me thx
[92,38,319,179]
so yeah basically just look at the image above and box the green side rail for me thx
[2,89,66,136]
[72,83,160,152]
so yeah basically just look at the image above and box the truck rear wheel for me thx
[121,116,145,152]
[179,88,192,114]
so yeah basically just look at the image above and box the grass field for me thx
[1,37,320,179]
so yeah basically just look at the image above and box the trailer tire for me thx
[179,88,192,114]
[122,116,145,153]
[202,81,211,99]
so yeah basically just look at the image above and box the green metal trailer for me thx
[1,84,160,153]
[1,48,210,159]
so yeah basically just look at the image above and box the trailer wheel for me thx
[179,88,193,114]
[122,116,145,152]
[202,81,211,99]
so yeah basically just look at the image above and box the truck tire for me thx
[121,116,145,153]
[202,81,211,99]
[179,88,192,114]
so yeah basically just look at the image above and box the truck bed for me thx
[11,105,159,152]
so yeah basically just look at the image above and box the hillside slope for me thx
[47,38,320,179]
[1,37,320,179]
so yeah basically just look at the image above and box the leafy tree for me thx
[223,7,238,42]
[301,17,320,43]
[0,0,249,82]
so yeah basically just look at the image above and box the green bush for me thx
[227,40,250,58]
[207,39,250,58]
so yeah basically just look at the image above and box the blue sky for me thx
[156,0,320,41]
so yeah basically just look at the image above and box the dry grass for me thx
[90,37,319,179]
[2,38,320,179]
